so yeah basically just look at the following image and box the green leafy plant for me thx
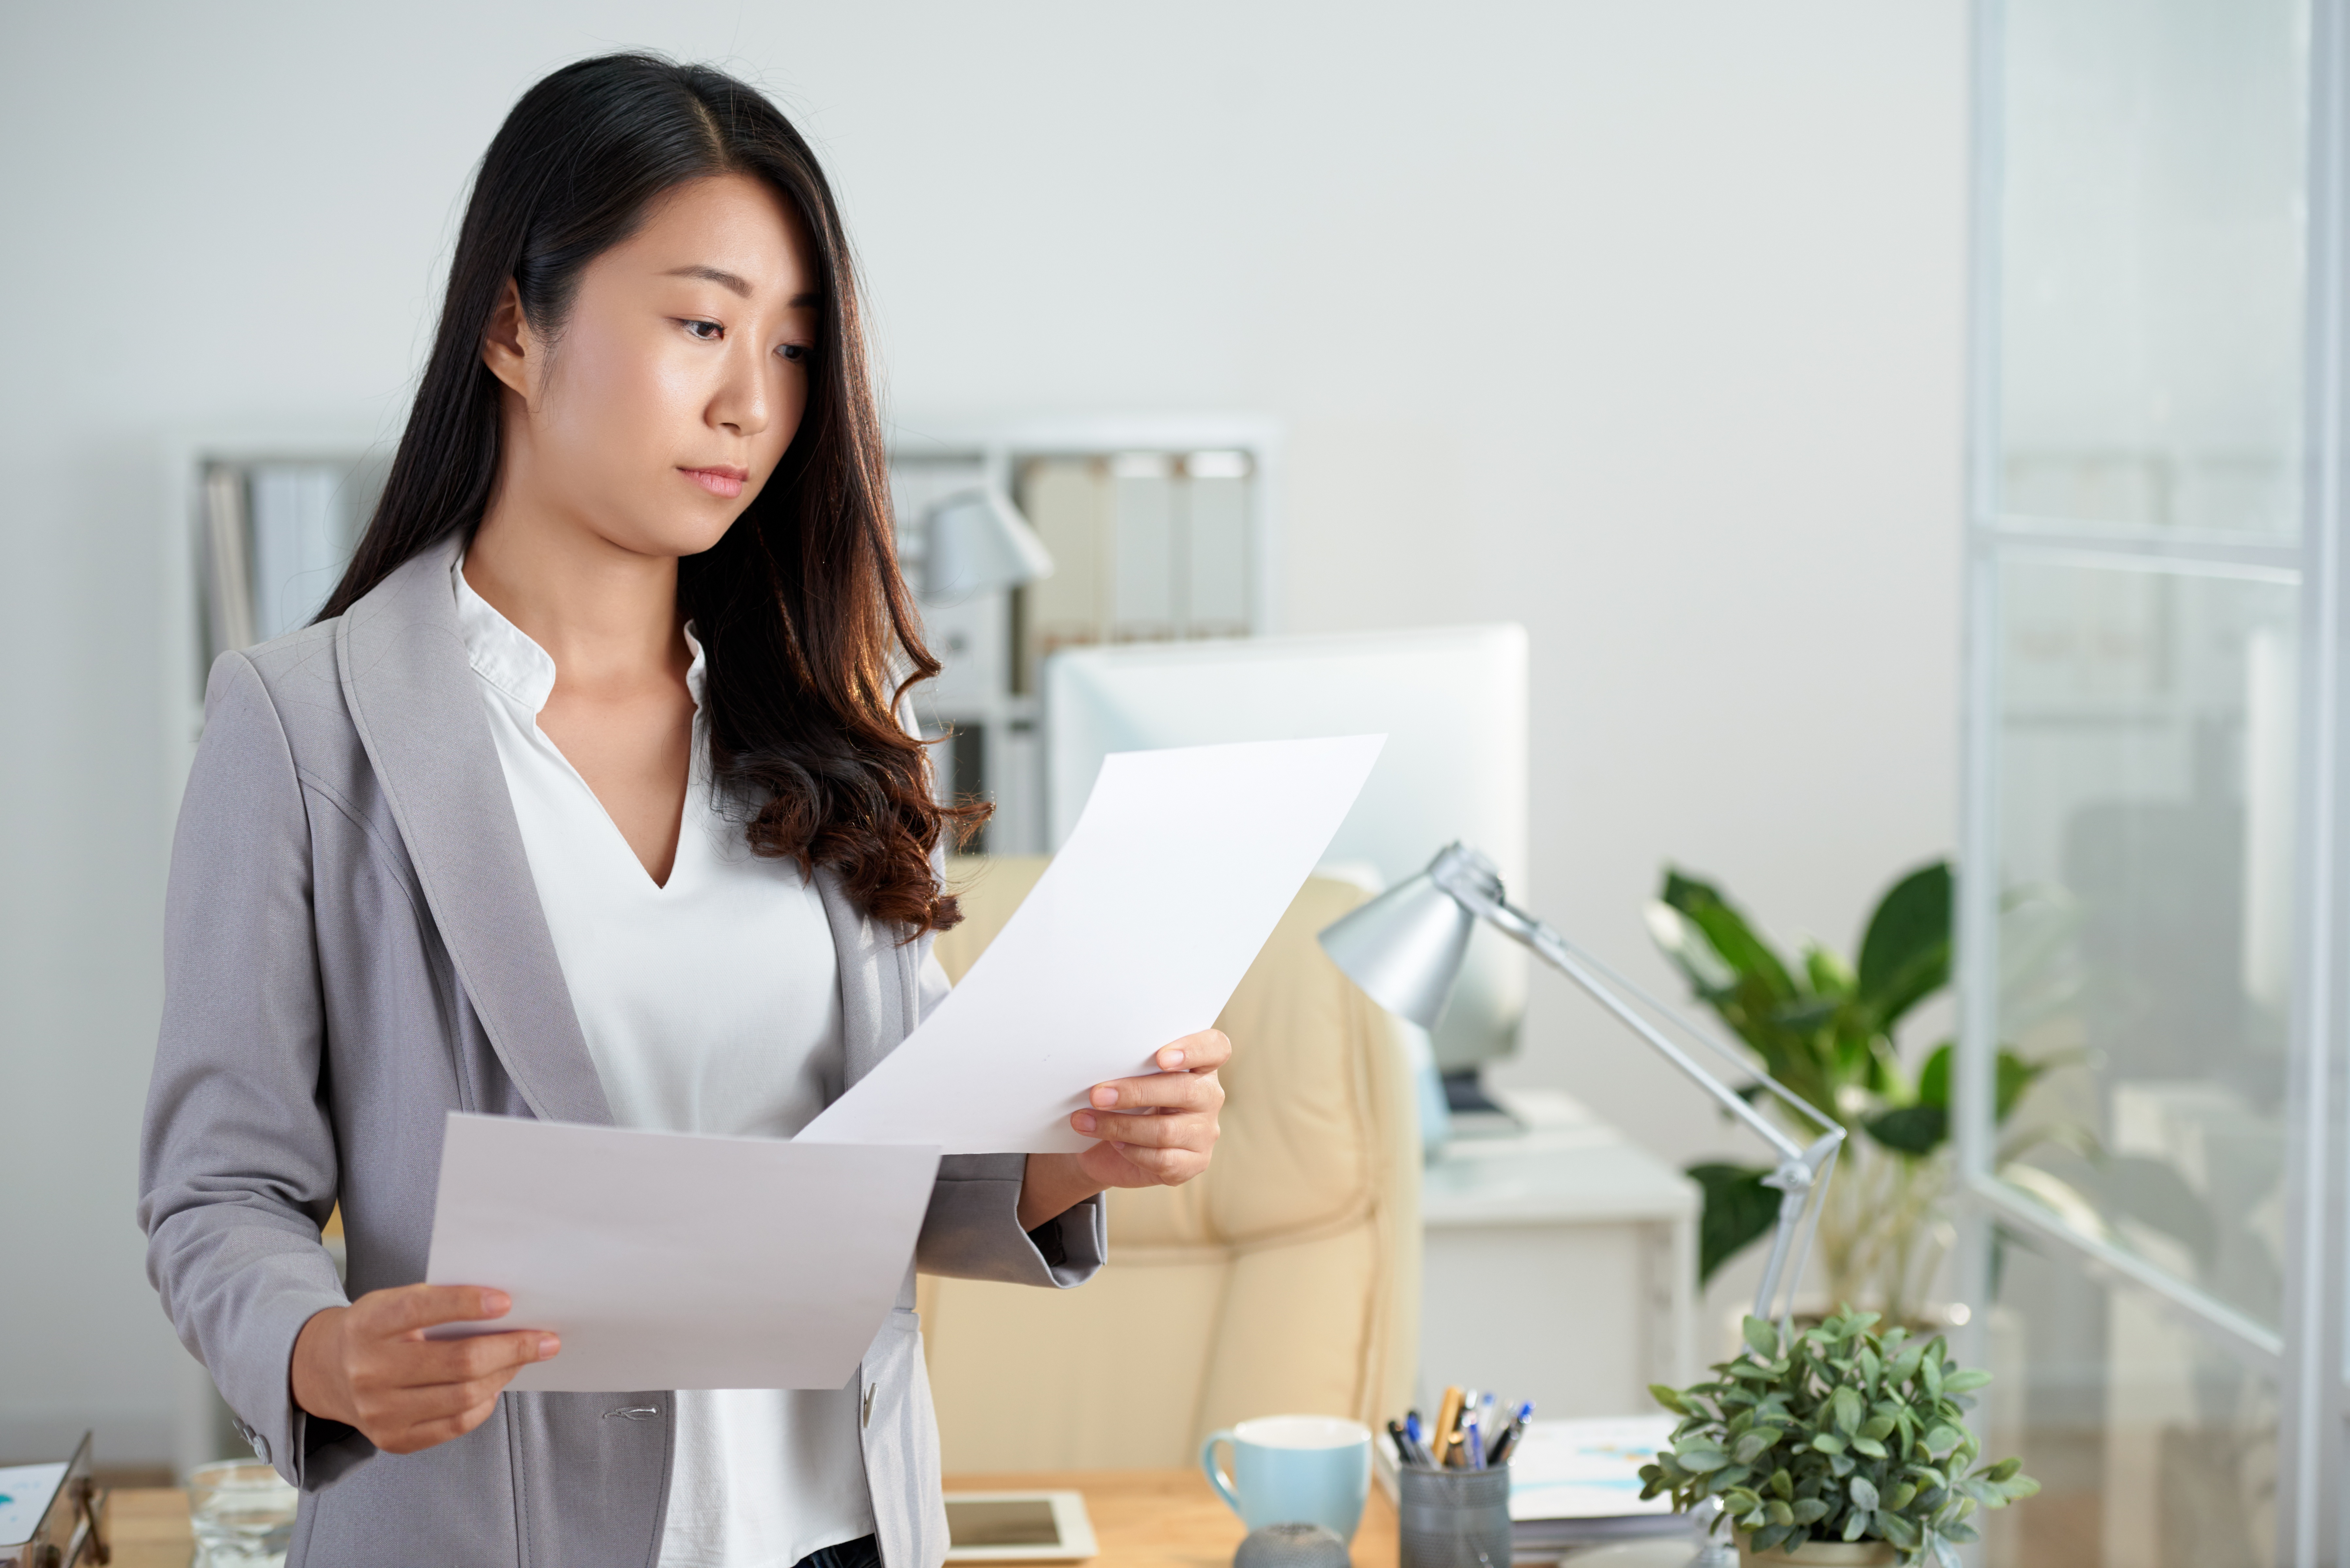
[1650,861,2063,1321]
[1639,1308,2037,1566]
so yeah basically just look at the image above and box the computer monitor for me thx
[1044,625,1529,1084]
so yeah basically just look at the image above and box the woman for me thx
[138,54,1227,1568]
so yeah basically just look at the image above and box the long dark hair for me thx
[321,53,979,933]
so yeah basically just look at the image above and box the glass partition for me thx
[1985,1240,2279,1568]
[1998,0,2307,538]
[1962,0,2337,1559]
[1992,559,2296,1330]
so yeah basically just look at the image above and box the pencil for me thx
[1435,1385,1465,1457]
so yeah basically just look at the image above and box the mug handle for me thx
[1200,1430,1243,1518]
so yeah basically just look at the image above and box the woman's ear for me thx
[482,278,535,398]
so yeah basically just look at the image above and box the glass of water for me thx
[187,1459,297,1567]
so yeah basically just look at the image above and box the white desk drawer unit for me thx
[1417,1088,1700,1421]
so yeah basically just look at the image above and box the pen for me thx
[1487,1401,1534,1466]
[1387,1419,1413,1468]
[1466,1407,1485,1469]
[1404,1413,1432,1469]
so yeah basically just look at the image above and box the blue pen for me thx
[1405,1412,1429,1468]
[1466,1407,1485,1469]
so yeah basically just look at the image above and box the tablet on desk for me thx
[942,1491,1097,1561]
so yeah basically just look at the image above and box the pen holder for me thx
[1397,1464,1511,1568]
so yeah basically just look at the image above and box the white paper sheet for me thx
[423,1112,940,1392]
[799,735,1384,1154]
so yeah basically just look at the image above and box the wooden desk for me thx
[100,1487,195,1568]
[947,1470,1398,1568]
[100,1470,1398,1568]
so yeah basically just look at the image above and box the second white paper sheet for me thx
[424,1113,940,1392]
[799,734,1383,1154]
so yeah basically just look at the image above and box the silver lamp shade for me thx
[923,487,1055,599]
[1317,869,1479,1030]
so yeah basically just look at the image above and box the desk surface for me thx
[951,1470,1397,1568]
[102,1469,1398,1568]
[103,1487,197,1568]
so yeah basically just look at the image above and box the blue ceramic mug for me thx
[1201,1415,1374,1542]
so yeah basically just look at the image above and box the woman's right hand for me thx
[289,1286,557,1455]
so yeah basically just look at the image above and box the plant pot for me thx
[1736,1540,1898,1566]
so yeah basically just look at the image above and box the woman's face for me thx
[485,172,819,559]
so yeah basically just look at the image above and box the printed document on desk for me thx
[799,735,1385,1154]
[1507,1416,1688,1547]
[423,1112,940,1392]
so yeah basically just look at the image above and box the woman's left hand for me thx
[1016,1028,1229,1230]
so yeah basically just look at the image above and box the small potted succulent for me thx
[1638,1307,2037,1567]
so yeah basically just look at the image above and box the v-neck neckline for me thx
[453,556,704,892]
[547,724,698,894]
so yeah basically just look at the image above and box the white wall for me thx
[0,1,1964,1462]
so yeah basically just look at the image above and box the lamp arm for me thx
[1539,927,1842,1142]
[1465,891,1847,1328]
[1475,899,1811,1165]
[1374,844,1844,1328]
[1775,1135,1841,1313]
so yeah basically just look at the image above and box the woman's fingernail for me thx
[1074,1113,1098,1134]
[538,1334,560,1359]
[1162,1049,1186,1068]
[1094,1086,1119,1107]
[483,1291,512,1316]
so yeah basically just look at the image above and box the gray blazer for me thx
[138,535,1105,1568]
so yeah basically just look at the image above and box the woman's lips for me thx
[681,466,747,499]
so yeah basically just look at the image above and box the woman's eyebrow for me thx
[664,263,753,296]
[661,264,818,309]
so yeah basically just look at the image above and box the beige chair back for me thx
[918,856,1422,1471]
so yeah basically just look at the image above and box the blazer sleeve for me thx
[909,943,1108,1288]
[138,653,352,1489]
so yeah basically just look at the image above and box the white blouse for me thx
[455,558,876,1568]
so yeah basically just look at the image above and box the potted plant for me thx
[1647,861,2066,1324]
[1639,1308,2036,1566]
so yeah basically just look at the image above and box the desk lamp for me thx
[1318,843,1844,1326]
[923,487,1055,600]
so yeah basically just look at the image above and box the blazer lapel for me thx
[817,868,913,1090]
[336,533,613,1127]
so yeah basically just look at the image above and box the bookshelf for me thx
[159,415,1280,860]
[888,415,1279,855]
